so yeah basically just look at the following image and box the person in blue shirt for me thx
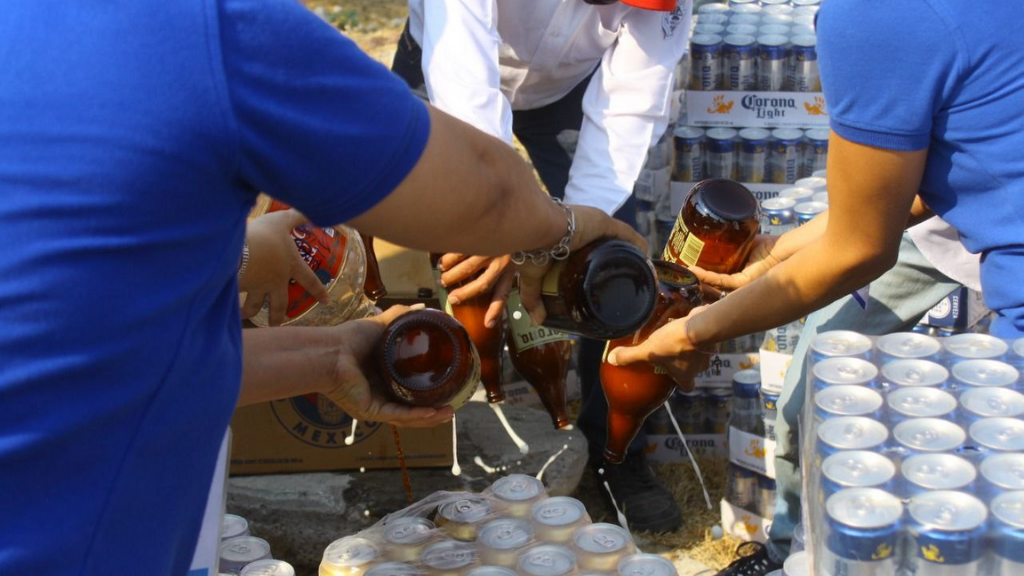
[0,1,641,575]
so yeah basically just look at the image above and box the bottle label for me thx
[507,290,569,352]
[285,225,346,319]
[662,218,704,267]
[433,266,452,316]
[541,260,566,297]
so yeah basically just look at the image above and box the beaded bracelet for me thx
[510,198,576,266]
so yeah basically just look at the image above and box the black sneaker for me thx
[593,451,682,533]
[715,542,784,576]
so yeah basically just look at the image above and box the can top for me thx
[822,451,896,489]
[439,497,493,524]
[763,5,794,16]
[812,357,878,386]
[761,197,797,211]
[222,513,249,540]
[818,417,889,450]
[466,568,517,576]
[886,387,957,418]
[422,540,478,570]
[969,417,1024,451]
[691,33,725,47]
[479,518,534,550]
[792,0,821,6]
[790,25,816,37]
[791,34,817,48]
[241,560,296,576]
[365,563,424,576]
[706,127,739,141]
[532,496,588,526]
[893,418,966,452]
[952,359,1019,387]
[982,454,1024,490]
[758,24,790,36]
[518,545,576,576]
[757,34,789,48]
[322,536,379,568]
[220,536,272,564]
[815,385,884,416]
[779,187,814,201]
[383,517,436,546]
[961,387,1024,419]
[812,169,827,178]
[881,359,948,387]
[811,330,874,358]
[698,13,730,25]
[725,34,757,49]
[909,491,988,532]
[793,14,816,26]
[781,552,810,576]
[732,2,761,13]
[1013,337,1024,358]
[826,488,903,529]
[811,192,829,204]
[793,5,819,16]
[708,387,733,400]
[673,126,705,140]
[804,130,830,143]
[491,474,545,502]
[573,523,632,554]
[877,332,942,360]
[760,0,790,5]
[617,554,678,576]
[794,201,828,217]
[992,491,1024,529]
[794,176,827,191]
[944,333,1009,359]
[693,23,726,35]
[729,14,760,26]
[697,2,730,15]
[761,14,793,25]
[738,128,771,141]
[771,128,804,142]
[902,454,977,490]
[732,368,761,386]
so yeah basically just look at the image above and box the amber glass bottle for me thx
[360,233,388,302]
[506,287,572,429]
[429,254,506,403]
[539,239,657,341]
[600,261,703,464]
[662,179,760,274]
[375,309,481,410]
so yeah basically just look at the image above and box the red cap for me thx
[620,0,678,11]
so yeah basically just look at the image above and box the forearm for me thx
[238,327,337,406]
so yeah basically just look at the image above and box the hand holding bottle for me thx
[688,234,782,295]
[604,305,714,391]
[435,253,515,328]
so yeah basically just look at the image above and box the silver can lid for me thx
[981,454,1024,490]
[793,5,819,16]
[944,333,1009,359]
[732,2,761,13]
[826,488,903,529]
[465,567,518,576]
[992,491,1024,529]
[706,127,739,141]
[724,34,757,47]
[894,418,966,452]
[792,0,821,6]
[707,388,733,400]
[969,417,1024,451]
[781,552,810,576]
[882,359,948,388]
[761,14,794,25]
[770,128,804,141]
[791,34,817,48]
[691,33,724,47]
[726,25,759,37]
[323,536,379,568]
[811,192,829,204]
[697,3,731,15]
[383,517,435,546]
[953,359,1019,388]
[779,187,814,201]
[693,23,726,35]
[617,554,678,576]
[439,497,493,524]
[220,537,272,565]
[241,560,296,576]
[518,545,577,576]
[961,387,1024,419]
[812,169,828,178]
[762,197,797,211]
[491,474,545,502]
[758,24,790,36]
[421,540,479,570]
[877,332,942,360]
[673,126,705,139]
[886,387,957,418]
[902,454,977,491]
[762,5,794,16]
[908,491,987,532]
[815,385,883,417]
[728,14,760,26]
[365,563,424,576]
[738,128,771,141]
[479,518,534,550]
[757,34,789,47]
[1013,337,1024,358]
[822,451,896,489]
[790,24,816,36]
[817,417,889,451]
[804,129,830,142]
[532,497,588,526]
[794,202,828,217]
[811,331,874,358]
[794,177,827,192]
[222,513,249,540]
[572,523,632,554]
[732,368,761,386]
[812,357,878,386]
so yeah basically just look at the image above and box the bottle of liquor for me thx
[375,308,481,410]
[429,254,506,403]
[600,261,703,464]
[360,233,388,302]
[662,179,760,274]
[538,239,658,341]
[506,287,572,430]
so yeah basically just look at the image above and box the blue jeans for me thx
[765,234,961,562]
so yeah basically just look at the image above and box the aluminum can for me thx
[1010,337,1024,371]
[672,126,705,182]
[738,128,770,183]
[761,388,779,441]
[478,518,535,568]
[530,497,591,544]
[757,35,789,92]
[760,0,789,6]
[812,357,879,392]
[697,13,730,26]
[757,474,777,519]
[221,537,273,575]
[794,201,827,225]
[727,463,758,510]
[877,333,942,364]
[893,418,966,458]
[811,191,829,204]
[242,560,296,576]
[901,453,976,497]
[794,176,827,194]
[464,568,516,576]
[671,389,707,434]
[788,35,820,92]
[320,536,376,576]
[782,551,810,576]
[222,513,250,541]
[960,387,1024,427]
[790,24,816,37]
[769,128,803,184]
[911,325,935,337]
[792,5,819,17]
[689,34,723,91]
[952,359,1019,395]
[763,5,794,16]
[761,14,793,26]
[697,3,730,16]
[437,497,494,541]
[383,517,436,563]
[572,523,634,572]
[705,127,738,180]
[729,14,761,26]
[886,387,958,425]
[822,488,902,576]
[881,359,949,392]
[729,0,759,9]
[792,0,821,6]
[991,491,1024,576]
[706,388,733,434]
[943,333,1009,363]
[937,327,958,338]
[518,545,576,576]
[421,540,478,576]
[726,24,759,37]
[778,186,814,203]
[489,474,546,518]
[617,554,678,576]
[811,168,828,178]
[759,197,797,236]
[821,451,896,500]
[692,23,726,36]
[732,368,762,434]
[814,385,884,424]
[800,129,829,177]
[907,491,988,575]
[816,417,889,468]
[758,24,790,36]
[981,454,1024,497]
[810,330,874,363]
[968,417,1024,455]
[365,563,424,576]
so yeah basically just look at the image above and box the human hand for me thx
[604,306,714,391]
[437,253,515,328]
[689,235,782,295]
[321,304,455,428]
[240,209,330,325]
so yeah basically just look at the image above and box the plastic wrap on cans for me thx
[728,0,757,7]
[810,331,874,362]
[761,13,793,26]
[464,567,516,576]
[758,24,789,36]
[241,560,296,576]
[421,540,478,576]
[812,191,829,204]
[617,554,677,576]
[812,357,879,391]
[762,4,793,16]
[222,514,250,541]
[757,35,789,91]
[801,129,829,178]
[726,24,758,37]
[944,333,1010,363]
[706,387,733,434]
[697,3,730,16]
[990,491,1024,576]
[478,518,535,567]
[697,13,729,25]
[877,333,943,363]
[726,463,758,511]
[692,23,726,36]
[981,454,1024,495]
[821,489,902,576]
[761,388,779,442]
[756,474,777,519]
[781,551,810,576]
[732,368,763,435]
[793,201,827,226]
[893,418,966,457]
[968,418,1024,455]
[723,34,757,90]
[530,497,591,544]
[907,491,987,575]
[671,389,706,434]
[759,197,797,236]
[816,417,889,467]
[221,537,273,575]
[1010,338,1024,371]
[364,563,424,576]
[901,454,977,496]
[814,385,884,424]
[672,126,704,183]
[705,128,738,180]
[886,387,958,424]
[793,4,820,16]
[738,128,770,184]
[951,360,1019,394]
[793,176,827,195]
[881,359,949,391]
[788,35,820,92]
[689,34,723,91]
[320,536,378,576]
[437,497,494,541]
[728,14,760,26]
[769,128,802,184]
[960,387,1024,427]
[778,186,814,203]
[518,545,576,576]
[821,451,896,499]
[572,523,635,572]
[488,475,547,518]
[382,517,436,563]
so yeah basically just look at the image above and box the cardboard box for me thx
[758,348,794,396]
[229,397,452,475]
[720,499,771,543]
[923,286,989,331]
[645,433,728,462]
[694,352,761,389]
[685,90,829,129]
[729,426,777,479]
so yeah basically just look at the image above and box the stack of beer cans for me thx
[218,513,296,575]
[319,475,679,576]
[760,171,827,236]
[803,330,1024,576]
[722,369,778,540]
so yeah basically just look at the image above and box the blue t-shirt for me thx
[817,0,1024,337]
[0,1,428,574]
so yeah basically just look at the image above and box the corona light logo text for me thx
[804,96,828,116]
[707,94,735,114]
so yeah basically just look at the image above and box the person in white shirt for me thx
[391,0,692,533]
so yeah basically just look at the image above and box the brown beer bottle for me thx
[506,287,572,429]
[662,179,760,274]
[429,254,506,403]
[360,233,388,302]
[599,261,703,464]
[375,309,481,410]
[539,239,657,341]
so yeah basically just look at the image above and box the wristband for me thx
[510,198,576,266]
[238,241,250,280]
